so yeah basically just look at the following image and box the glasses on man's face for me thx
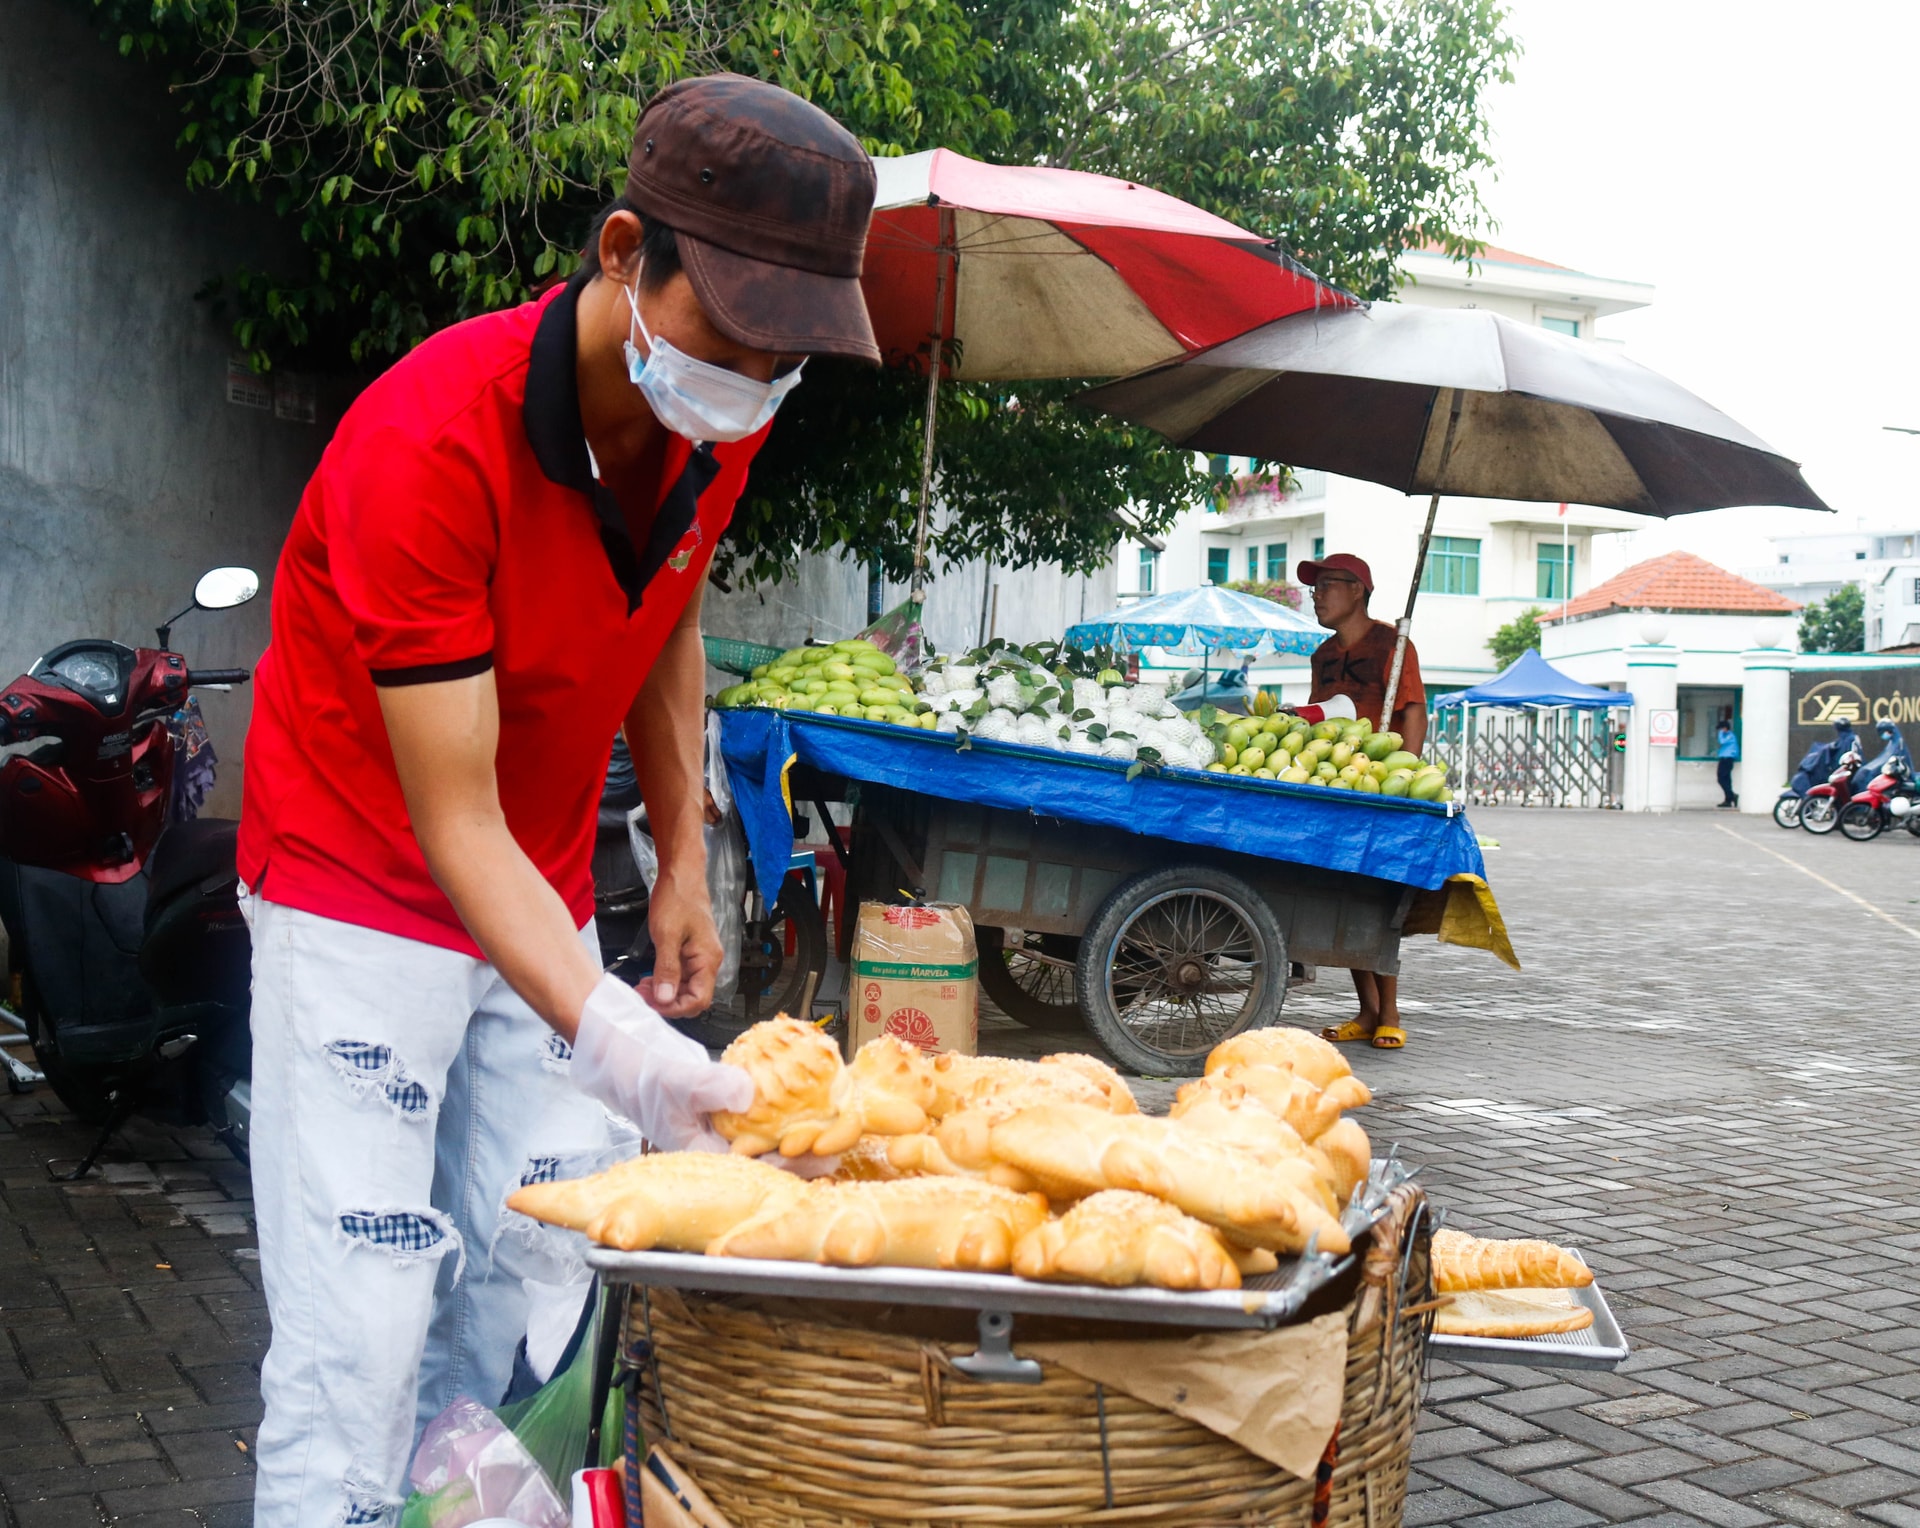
[1312,577,1359,593]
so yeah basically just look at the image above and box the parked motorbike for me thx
[0,569,259,1176]
[1799,746,1865,836]
[1776,723,1861,828]
[1838,754,1920,842]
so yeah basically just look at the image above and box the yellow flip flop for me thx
[1370,1025,1407,1050]
[1321,1020,1376,1044]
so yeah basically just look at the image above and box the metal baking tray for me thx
[585,1160,1412,1333]
[1427,1253,1630,1371]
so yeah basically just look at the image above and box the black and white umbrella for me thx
[1076,302,1830,724]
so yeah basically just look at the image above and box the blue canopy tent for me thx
[1431,650,1631,806]
[1066,585,1323,711]
[1432,649,1634,711]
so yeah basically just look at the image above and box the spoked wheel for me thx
[977,927,1083,1032]
[1801,795,1840,834]
[1772,795,1803,829]
[731,879,829,1023]
[1076,866,1285,1077]
[1839,802,1885,842]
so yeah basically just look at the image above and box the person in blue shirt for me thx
[1715,719,1740,808]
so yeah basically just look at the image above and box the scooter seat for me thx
[145,817,240,921]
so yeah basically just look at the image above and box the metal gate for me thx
[1427,707,1623,809]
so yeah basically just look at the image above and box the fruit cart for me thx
[720,707,1513,1076]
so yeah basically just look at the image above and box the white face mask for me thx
[623,268,803,444]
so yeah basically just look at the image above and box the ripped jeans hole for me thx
[337,1206,465,1280]
[519,1155,562,1187]
[342,1477,399,1527]
[542,1032,574,1073]
[324,1039,431,1118]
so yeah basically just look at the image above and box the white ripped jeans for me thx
[241,891,608,1527]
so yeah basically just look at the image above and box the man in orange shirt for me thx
[1293,554,1427,1049]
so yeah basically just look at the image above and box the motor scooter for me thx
[0,569,260,1176]
[1799,746,1864,836]
[1839,754,1920,842]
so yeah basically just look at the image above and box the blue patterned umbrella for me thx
[1066,585,1324,656]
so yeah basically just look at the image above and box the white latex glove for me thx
[569,975,754,1152]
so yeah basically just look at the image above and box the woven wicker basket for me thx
[619,1184,1432,1528]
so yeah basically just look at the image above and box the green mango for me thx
[1096,668,1124,686]
[1356,773,1382,793]
[850,652,898,677]
[749,663,770,680]
[1379,772,1412,797]
[1381,751,1423,772]
[1409,771,1447,801]
[1279,730,1308,755]
[859,687,901,708]
[1312,720,1345,742]
[1362,733,1402,761]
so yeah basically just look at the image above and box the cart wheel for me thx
[1075,866,1286,1077]
[976,927,1083,1032]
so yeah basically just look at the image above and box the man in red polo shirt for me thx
[1290,553,1427,1050]
[237,75,879,1524]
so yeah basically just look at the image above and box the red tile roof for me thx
[1413,240,1576,273]
[1540,551,1802,623]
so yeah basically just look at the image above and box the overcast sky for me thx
[1473,0,1920,582]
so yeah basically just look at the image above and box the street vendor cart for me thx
[719,706,1515,1076]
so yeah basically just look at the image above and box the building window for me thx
[1138,547,1158,594]
[1911,576,1920,605]
[1678,686,1740,761]
[1540,315,1581,337]
[1266,542,1287,580]
[1420,536,1481,596]
[1779,554,1789,564]
[1247,547,1260,581]
[1313,536,1325,560]
[1856,550,1867,560]
[1537,544,1575,601]
[1206,547,1230,585]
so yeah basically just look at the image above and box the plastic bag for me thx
[707,815,747,1004]
[859,599,928,675]
[495,1287,624,1492]
[401,1398,569,1528]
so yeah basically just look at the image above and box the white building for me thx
[1118,244,1658,700]
[1742,526,1920,652]
[1540,551,1800,811]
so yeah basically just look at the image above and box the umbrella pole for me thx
[1380,391,1464,732]
[910,213,953,606]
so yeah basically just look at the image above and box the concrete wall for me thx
[0,0,331,814]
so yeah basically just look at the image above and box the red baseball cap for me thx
[1297,553,1374,593]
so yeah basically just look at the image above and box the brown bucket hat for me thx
[626,74,880,364]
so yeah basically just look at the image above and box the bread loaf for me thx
[1205,1028,1352,1090]
[505,1151,803,1252]
[1012,1190,1242,1290]
[1035,1052,1139,1114]
[926,1052,1112,1119]
[1156,1094,1339,1216]
[710,1020,935,1158]
[707,1177,1048,1272]
[1172,1065,1342,1144]
[1434,1287,1594,1339]
[987,1103,1350,1254]
[1432,1228,1593,1293]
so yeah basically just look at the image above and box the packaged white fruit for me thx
[1099,736,1138,762]
[1063,733,1103,756]
[920,669,949,697]
[1107,686,1131,706]
[973,708,1016,741]
[1015,713,1053,747]
[935,712,966,734]
[1071,677,1107,712]
[944,664,980,692]
[985,673,1024,710]
[1107,706,1144,737]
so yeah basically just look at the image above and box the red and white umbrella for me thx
[858,147,1353,589]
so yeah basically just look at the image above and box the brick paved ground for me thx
[2,807,1918,1523]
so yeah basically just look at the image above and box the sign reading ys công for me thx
[1789,665,1920,765]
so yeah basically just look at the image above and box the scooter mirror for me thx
[193,567,260,611]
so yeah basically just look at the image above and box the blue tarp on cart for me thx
[719,708,1487,908]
